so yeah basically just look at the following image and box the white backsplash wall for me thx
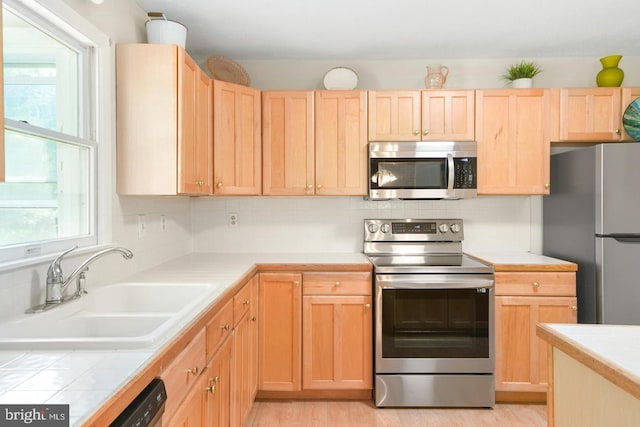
[192,196,539,254]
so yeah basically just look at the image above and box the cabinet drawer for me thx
[495,272,576,296]
[303,272,372,296]
[206,298,234,360]
[162,328,206,417]
[234,282,252,326]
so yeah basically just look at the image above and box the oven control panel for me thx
[364,219,463,242]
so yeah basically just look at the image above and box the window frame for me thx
[0,0,112,267]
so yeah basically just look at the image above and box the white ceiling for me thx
[135,0,640,61]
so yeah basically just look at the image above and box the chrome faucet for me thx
[26,246,134,313]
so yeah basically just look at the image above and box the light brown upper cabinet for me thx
[213,80,261,195]
[559,87,640,142]
[368,91,421,141]
[315,91,368,195]
[421,90,475,141]
[116,44,212,195]
[476,89,559,195]
[368,90,475,141]
[262,91,315,195]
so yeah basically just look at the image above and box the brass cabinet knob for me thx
[212,376,220,383]
[251,316,257,322]
[243,300,250,305]
[413,130,420,135]
[293,281,301,286]
[423,130,429,135]
[532,281,540,288]
[616,129,621,135]
[205,384,216,394]
[365,303,371,309]
[571,305,578,311]
[187,366,199,375]
[335,281,341,286]
[222,324,230,331]
[306,184,313,190]
[217,182,223,188]
[317,184,323,189]
[544,183,550,189]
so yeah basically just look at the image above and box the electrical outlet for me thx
[160,214,167,232]
[138,214,146,239]
[228,213,238,227]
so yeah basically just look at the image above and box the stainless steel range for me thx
[364,218,495,408]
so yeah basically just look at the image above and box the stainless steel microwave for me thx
[368,141,477,200]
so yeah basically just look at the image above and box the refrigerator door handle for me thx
[597,234,640,243]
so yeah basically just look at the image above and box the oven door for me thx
[375,274,494,374]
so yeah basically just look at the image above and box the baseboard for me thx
[256,389,373,400]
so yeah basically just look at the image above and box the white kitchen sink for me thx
[0,282,220,350]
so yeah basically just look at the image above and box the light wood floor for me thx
[247,400,547,427]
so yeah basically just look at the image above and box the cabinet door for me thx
[205,336,232,427]
[302,295,372,390]
[166,372,207,427]
[422,90,475,141]
[177,50,199,195]
[476,89,558,195]
[368,91,421,141]
[249,275,259,401]
[231,312,251,427]
[621,87,640,141]
[495,295,577,393]
[315,90,368,195]
[258,272,302,391]
[195,68,213,194]
[559,88,622,141]
[262,91,314,195]
[213,80,261,195]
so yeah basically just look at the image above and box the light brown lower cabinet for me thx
[495,271,577,397]
[259,271,373,396]
[166,334,232,427]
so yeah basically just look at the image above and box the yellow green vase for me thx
[596,55,624,87]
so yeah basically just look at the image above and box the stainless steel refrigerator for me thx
[543,143,640,325]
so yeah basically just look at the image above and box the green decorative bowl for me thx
[623,98,640,141]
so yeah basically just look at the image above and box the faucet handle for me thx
[47,246,78,280]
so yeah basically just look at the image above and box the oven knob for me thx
[380,224,390,233]
[368,224,379,233]
[450,223,461,233]
[438,223,449,233]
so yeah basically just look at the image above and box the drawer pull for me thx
[335,281,341,286]
[243,300,250,305]
[222,324,230,331]
[187,366,199,376]
[571,305,578,311]
[365,303,371,309]
[532,282,540,288]
[205,384,216,394]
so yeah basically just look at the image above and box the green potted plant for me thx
[502,60,542,88]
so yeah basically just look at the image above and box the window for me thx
[0,0,103,263]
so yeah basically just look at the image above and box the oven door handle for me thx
[377,276,494,290]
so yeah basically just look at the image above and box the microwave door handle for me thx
[447,153,454,194]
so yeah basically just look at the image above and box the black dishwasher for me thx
[110,378,167,427]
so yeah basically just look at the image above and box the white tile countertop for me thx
[0,252,370,426]
[537,323,640,399]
